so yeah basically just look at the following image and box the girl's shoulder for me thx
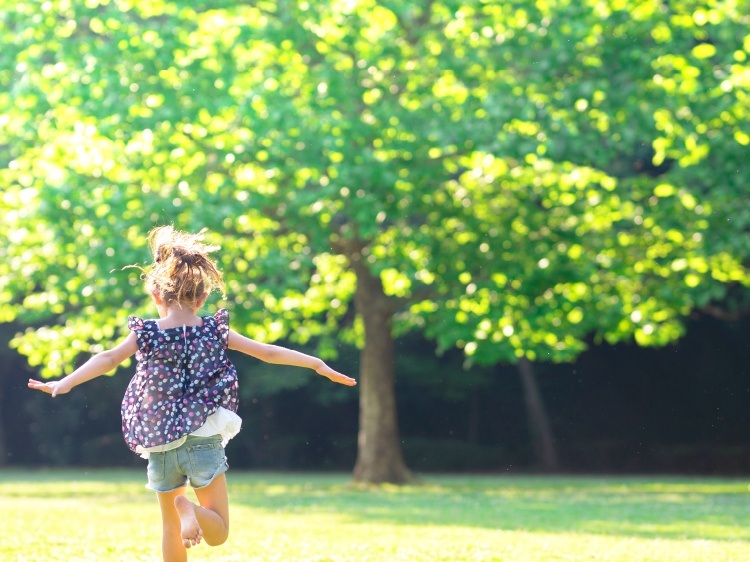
[127,316,161,352]
[203,308,230,348]
[210,307,230,326]
[128,316,159,332]
[200,308,229,325]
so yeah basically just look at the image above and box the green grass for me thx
[1,470,749,561]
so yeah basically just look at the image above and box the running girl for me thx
[28,225,356,561]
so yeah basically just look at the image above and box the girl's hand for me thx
[27,378,72,397]
[316,364,357,386]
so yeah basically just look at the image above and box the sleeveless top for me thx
[121,308,241,457]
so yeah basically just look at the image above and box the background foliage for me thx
[3,313,750,473]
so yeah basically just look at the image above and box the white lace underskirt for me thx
[135,406,242,459]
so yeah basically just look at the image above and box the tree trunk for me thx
[0,367,6,467]
[467,386,479,444]
[351,256,412,484]
[518,358,559,471]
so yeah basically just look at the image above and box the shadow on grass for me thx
[1,469,748,542]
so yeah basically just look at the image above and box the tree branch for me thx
[700,305,750,322]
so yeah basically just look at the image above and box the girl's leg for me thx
[156,487,190,562]
[175,474,230,547]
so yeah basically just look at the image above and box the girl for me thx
[28,225,357,562]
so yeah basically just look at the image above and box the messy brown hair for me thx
[144,226,225,308]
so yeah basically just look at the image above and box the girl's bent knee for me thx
[205,531,229,547]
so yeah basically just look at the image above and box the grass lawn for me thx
[1,470,748,561]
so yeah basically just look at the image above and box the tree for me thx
[415,0,750,466]
[1,0,748,481]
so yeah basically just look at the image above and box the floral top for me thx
[121,308,240,454]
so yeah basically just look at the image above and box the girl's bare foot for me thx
[174,495,203,548]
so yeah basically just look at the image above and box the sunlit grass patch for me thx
[1,470,749,561]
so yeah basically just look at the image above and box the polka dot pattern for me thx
[121,308,239,453]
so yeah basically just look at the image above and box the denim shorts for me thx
[146,435,228,493]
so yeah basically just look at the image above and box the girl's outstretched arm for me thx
[228,330,357,386]
[28,332,139,397]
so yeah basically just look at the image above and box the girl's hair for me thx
[144,226,225,308]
